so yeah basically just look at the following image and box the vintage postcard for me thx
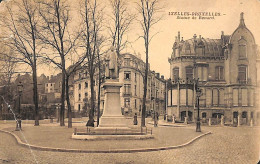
[0,0,259,163]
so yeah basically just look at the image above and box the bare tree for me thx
[80,0,104,127]
[1,0,42,126]
[108,0,135,54]
[137,0,162,127]
[38,0,82,127]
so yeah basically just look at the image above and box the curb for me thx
[0,129,212,153]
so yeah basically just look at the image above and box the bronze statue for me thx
[105,46,119,79]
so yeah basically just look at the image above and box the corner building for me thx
[167,13,259,125]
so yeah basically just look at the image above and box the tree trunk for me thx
[32,63,39,126]
[141,41,149,127]
[65,75,72,128]
[97,68,101,127]
[60,59,66,126]
[87,71,95,127]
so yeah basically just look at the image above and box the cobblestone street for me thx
[0,125,259,164]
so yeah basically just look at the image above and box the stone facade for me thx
[72,53,166,117]
[167,13,259,125]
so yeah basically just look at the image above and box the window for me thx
[78,84,81,90]
[249,89,254,106]
[198,66,208,81]
[185,67,193,80]
[135,99,137,108]
[215,66,224,80]
[219,89,225,106]
[175,48,179,57]
[124,71,131,80]
[197,47,204,56]
[78,94,81,101]
[134,85,137,96]
[239,45,247,58]
[124,98,130,108]
[78,104,81,111]
[135,73,137,82]
[242,111,247,118]
[238,65,247,83]
[124,58,130,66]
[124,84,131,94]
[206,89,212,106]
[85,92,88,98]
[213,89,218,106]
[202,112,207,118]
[173,67,179,80]
[241,88,248,106]
[85,82,88,88]
[180,89,186,105]
[233,89,239,106]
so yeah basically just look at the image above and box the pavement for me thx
[0,119,209,152]
[0,119,259,164]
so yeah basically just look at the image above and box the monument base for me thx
[98,115,128,128]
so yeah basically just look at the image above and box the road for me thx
[0,126,259,164]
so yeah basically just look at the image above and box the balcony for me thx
[237,78,251,85]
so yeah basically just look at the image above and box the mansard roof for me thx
[173,36,224,56]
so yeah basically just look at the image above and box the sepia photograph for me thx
[0,0,259,163]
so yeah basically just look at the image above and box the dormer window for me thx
[239,44,247,59]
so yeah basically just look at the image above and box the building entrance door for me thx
[233,112,238,126]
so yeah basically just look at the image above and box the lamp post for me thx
[56,103,60,123]
[196,87,202,132]
[17,81,23,115]
[16,81,23,130]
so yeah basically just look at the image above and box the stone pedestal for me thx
[221,115,224,126]
[250,119,254,127]
[98,79,127,128]
[208,118,212,126]
[184,117,188,124]
[238,115,241,127]
[172,116,175,124]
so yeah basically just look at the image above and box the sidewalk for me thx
[148,120,187,127]
[0,120,211,152]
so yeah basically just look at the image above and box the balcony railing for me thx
[237,78,251,84]
[123,93,132,97]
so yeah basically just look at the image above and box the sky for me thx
[1,0,260,79]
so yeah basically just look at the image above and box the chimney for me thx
[193,34,197,40]
[178,31,180,41]
[221,31,224,36]
[161,75,164,79]
[156,73,160,78]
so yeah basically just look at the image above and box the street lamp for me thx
[196,87,202,132]
[16,81,23,131]
[17,81,23,115]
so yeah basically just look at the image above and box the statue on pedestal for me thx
[105,46,119,79]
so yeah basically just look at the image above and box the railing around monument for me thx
[74,127,153,135]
